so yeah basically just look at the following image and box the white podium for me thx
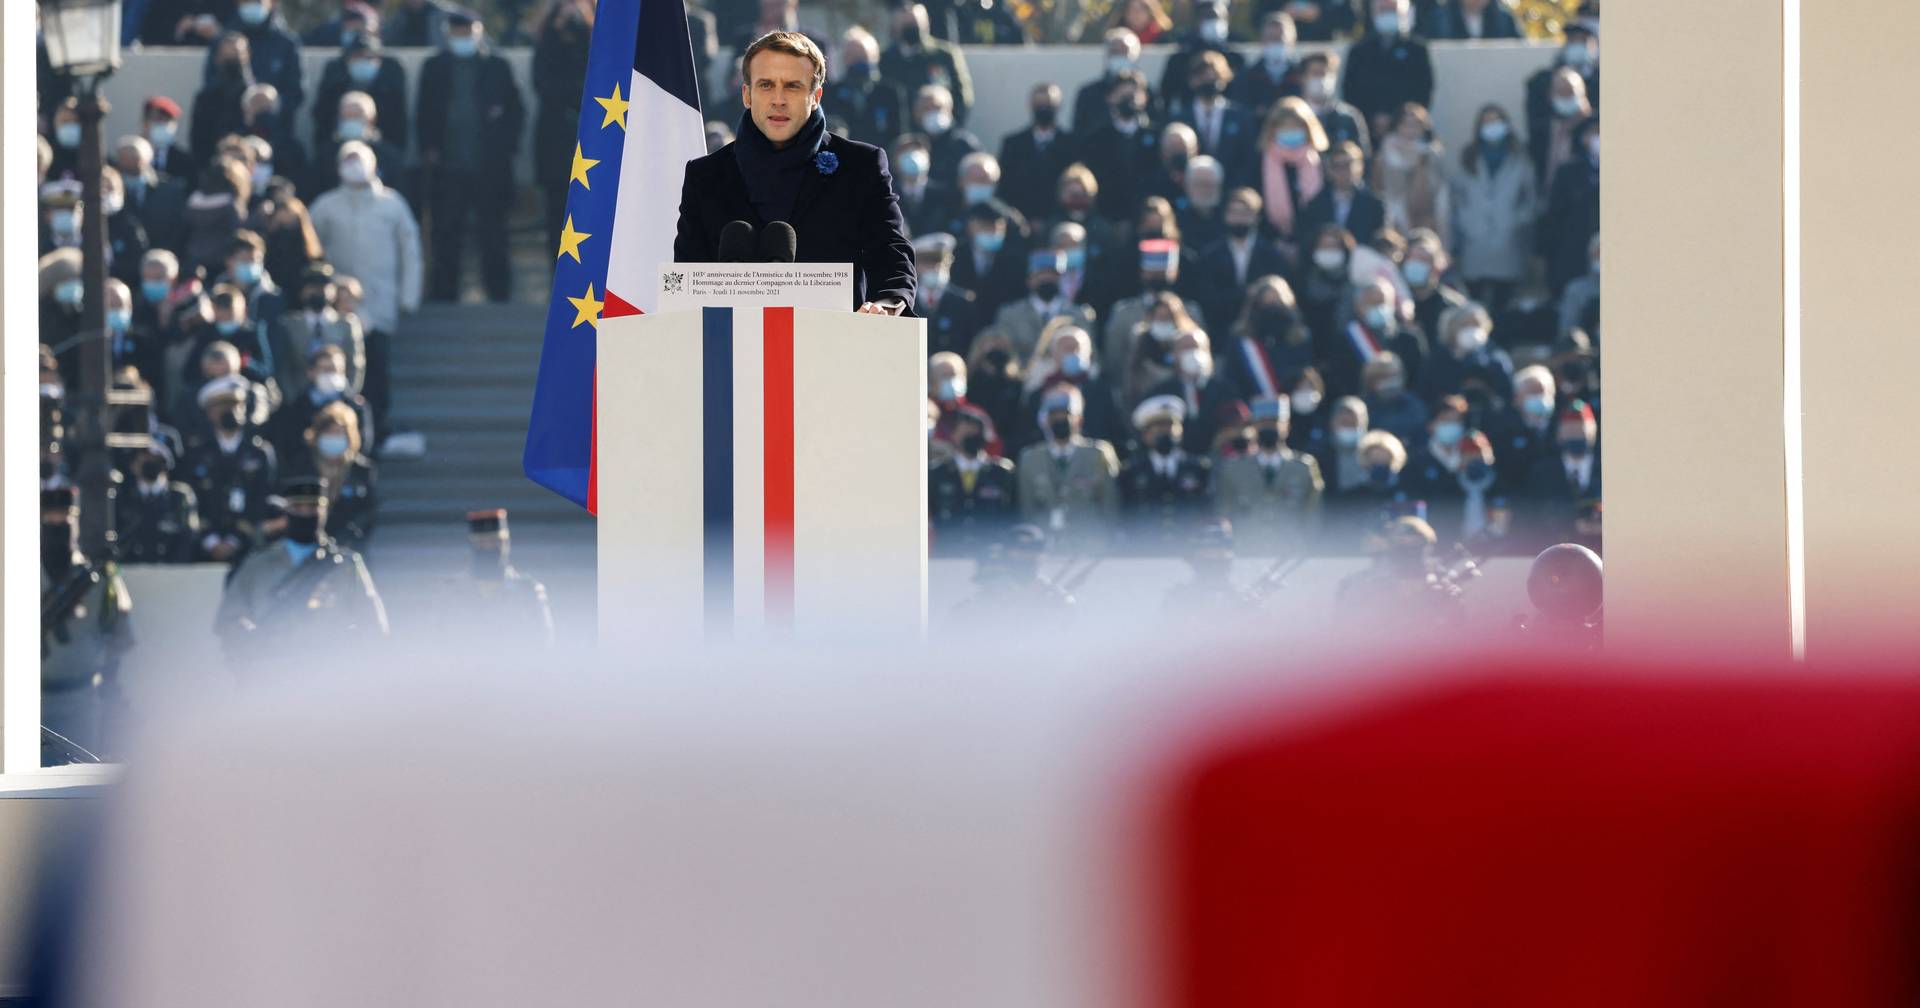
[596,289,928,647]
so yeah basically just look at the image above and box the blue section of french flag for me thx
[523,0,706,512]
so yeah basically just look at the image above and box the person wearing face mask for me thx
[1119,395,1213,550]
[287,262,367,398]
[1022,325,1121,444]
[1212,394,1323,553]
[1157,1,1245,114]
[310,142,424,352]
[1520,398,1600,542]
[1485,363,1557,491]
[1401,393,1474,506]
[1332,429,1414,540]
[220,229,286,326]
[302,0,379,48]
[98,278,165,395]
[417,12,524,302]
[1220,275,1311,402]
[237,84,309,196]
[1140,330,1238,456]
[1420,0,1520,39]
[1559,233,1602,342]
[982,251,1097,370]
[1048,221,1095,308]
[1358,352,1427,450]
[38,180,84,257]
[929,412,1018,556]
[952,151,1008,221]
[315,34,410,169]
[1317,394,1372,493]
[114,438,204,565]
[927,351,1004,459]
[1341,0,1433,142]
[890,138,955,237]
[1230,12,1304,112]
[1015,385,1120,548]
[1295,141,1386,257]
[201,2,306,124]
[824,27,908,147]
[1150,123,1199,207]
[1372,103,1449,238]
[996,83,1075,223]
[44,100,86,180]
[192,34,258,161]
[1422,303,1513,403]
[1262,0,1360,44]
[881,5,974,127]
[1449,102,1535,313]
[38,249,87,385]
[1173,156,1229,250]
[140,96,197,182]
[115,135,190,255]
[1199,192,1289,327]
[185,375,281,564]
[1526,16,1599,173]
[1072,28,1149,137]
[215,475,389,672]
[297,403,378,547]
[386,0,459,48]
[1254,99,1326,259]
[1400,228,1466,349]
[1173,50,1257,186]
[952,202,1027,312]
[1076,71,1161,221]
[264,344,369,459]
[913,233,981,357]
[1331,278,1426,401]
[1293,52,1372,165]
[1538,111,1601,296]
[910,84,983,192]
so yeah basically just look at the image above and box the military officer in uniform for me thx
[913,232,983,359]
[114,437,202,564]
[929,410,1017,556]
[1213,395,1324,555]
[459,508,555,651]
[41,488,133,762]
[214,476,388,673]
[1120,394,1213,551]
[183,376,279,565]
[951,523,1075,623]
[1334,515,1469,629]
[1163,516,1262,615]
[1015,384,1120,552]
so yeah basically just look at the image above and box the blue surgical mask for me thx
[1064,247,1086,270]
[1363,304,1392,330]
[54,279,84,307]
[963,182,995,206]
[340,29,359,49]
[1552,95,1582,118]
[348,59,380,84]
[448,35,479,57]
[233,261,262,286]
[1433,421,1464,444]
[1402,260,1432,287]
[920,109,953,135]
[142,280,171,303]
[1521,395,1553,419]
[936,377,965,402]
[1106,55,1134,76]
[215,319,243,336]
[50,210,77,234]
[898,149,930,178]
[974,231,1003,253]
[54,122,81,148]
[148,122,177,147]
[237,1,268,25]
[318,433,351,458]
[1276,128,1307,149]
[1374,11,1406,36]
[108,309,132,332]
[1263,43,1290,64]
[337,118,368,140]
[1479,120,1510,144]
[1061,355,1088,378]
[1198,18,1227,43]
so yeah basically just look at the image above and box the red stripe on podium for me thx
[764,307,796,626]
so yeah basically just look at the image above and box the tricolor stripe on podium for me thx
[700,307,795,632]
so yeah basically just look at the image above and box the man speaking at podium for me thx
[673,31,917,316]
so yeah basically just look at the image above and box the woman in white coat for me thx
[1448,102,1536,313]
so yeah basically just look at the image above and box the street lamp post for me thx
[41,0,123,560]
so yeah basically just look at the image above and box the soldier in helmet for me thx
[1163,516,1262,616]
[1335,514,1469,629]
[1515,541,1602,650]
[460,509,555,651]
[952,523,1075,622]
[113,436,202,564]
[41,487,133,762]
[213,475,388,673]
[1120,393,1213,552]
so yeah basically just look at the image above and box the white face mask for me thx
[339,160,370,184]
[1177,348,1211,379]
[1552,95,1583,118]
[1454,326,1488,354]
[1149,320,1177,340]
[312,372,348,396]
[920,109,953,135]
[1291,389,1321,416]
[1313,248,1345,272]
[1106,54,1135,75]
[1304,76,1334,102]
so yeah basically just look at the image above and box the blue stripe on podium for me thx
[702,307,734,633]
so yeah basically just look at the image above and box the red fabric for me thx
[1161,666,1920,1008]
[763,307,795,627]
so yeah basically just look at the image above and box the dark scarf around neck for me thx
[731,106,829,225]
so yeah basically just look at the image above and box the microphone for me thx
[759,221,797,264]
[717,220,755,262]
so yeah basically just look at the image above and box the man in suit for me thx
[1120,394,1213,551]
[1298,52,1373,161]
[1172,51,1259,189]
[1141,330,1241,456]
[1195,187,1289,327]
[1330,276,1427,399]
[996,84,1076,225]
[881,4,975,126]
[929,410,1019,556]
[1016,385,1120,551]
[287,263,367,397]
[1402,228,1469,352]
[1521,398,1600,545]
[1078,70,1162,222]
[674,32,917,315]
[1295,141,1387,245]
[1230,12,1303,112]
[1172,155,1227,251]
[1526,15,1600,160]
[202,0,306,121]
[115,438,203,565]
[914,233,984,358]
[1157,0,1246,114]
[1213,395,1324,554]
[890,138,955,239]
[823,27,907,147]
[1341,0,1434,140]
[312,34,409,153]
[986,251,1098,367]
[950,201,1026,314]
[1072,28,1149,136]
[1420,0,1520,39]
[140,96,197,184]
[114,136,188,253]
[416,13,524,303]
[912,84,982,191]
[1483,364,1557,492]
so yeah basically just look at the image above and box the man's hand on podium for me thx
[856,298,907,316]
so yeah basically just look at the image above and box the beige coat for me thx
[1015,437,1120,549]
[1213,450,1324,553]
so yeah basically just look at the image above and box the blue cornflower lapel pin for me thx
[814,150,839,175]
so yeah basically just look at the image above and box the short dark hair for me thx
[741,31,826,91]
[229,230,266,258]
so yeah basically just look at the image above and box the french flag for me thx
[522,0,706,512]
